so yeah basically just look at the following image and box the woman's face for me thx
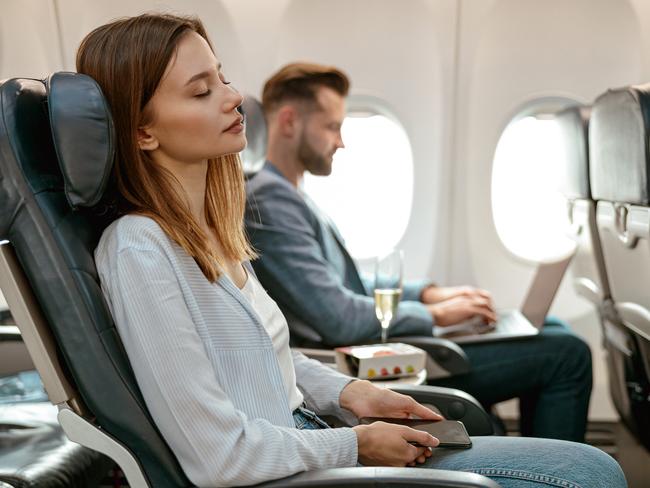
[138,31,245,165]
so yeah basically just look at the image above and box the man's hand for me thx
[426,295,497,327]
[421,285,492,305]
[339,380,443,421]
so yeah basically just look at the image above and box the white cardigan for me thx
[95,215,358,487]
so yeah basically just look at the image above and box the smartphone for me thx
[359,418,472,449]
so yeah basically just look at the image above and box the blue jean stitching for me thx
[293,413,308,429]
[294,407,330,429]
[471,468,581,488]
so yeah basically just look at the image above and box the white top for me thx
[95,215,357,487]
[239,271,305,410]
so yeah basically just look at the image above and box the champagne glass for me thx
[374,249,403,343]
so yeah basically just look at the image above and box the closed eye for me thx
[195,89,212,98]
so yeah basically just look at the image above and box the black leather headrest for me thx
[556,105,591,200]
[0,79,62,197]
[47,72,115,208]
[239,96,267,176]
[590,83,650,205]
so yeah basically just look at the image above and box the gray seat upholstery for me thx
[0,74,497,487]
[556,105,610,304]
[590,84,650,450]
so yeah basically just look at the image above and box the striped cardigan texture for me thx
[94,215,358,487]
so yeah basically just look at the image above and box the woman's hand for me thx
[339,380,443,421]
[352,421,438,466]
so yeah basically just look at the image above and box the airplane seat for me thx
[240,93,494,434]
[555,105,611,304]
[0,74,191,487]
[590,84,650,450]
[239,95,480,385]
[0,78,114,488]
[239,95,267,176]
[555,103,635,448]
[0,73,497,487]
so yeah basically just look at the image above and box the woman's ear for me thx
[137,127,159,151]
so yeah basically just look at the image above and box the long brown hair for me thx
[77,13,255,281]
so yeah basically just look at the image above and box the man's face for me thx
[297,86,346,176]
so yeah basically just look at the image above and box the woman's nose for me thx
[222,85,244,113]
[227,85,244,111]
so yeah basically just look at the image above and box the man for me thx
[245,62,592,442]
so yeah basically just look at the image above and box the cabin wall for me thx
[448,0,645,421]
[2,0,647,420]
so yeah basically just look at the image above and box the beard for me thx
[297,131,333,176]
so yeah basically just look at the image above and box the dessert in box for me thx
[335,343,426,380]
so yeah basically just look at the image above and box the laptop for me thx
[432,253,574,344]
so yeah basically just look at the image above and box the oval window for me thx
[492,110,576,262]
[303,112,413,259]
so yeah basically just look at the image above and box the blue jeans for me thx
[432,317,592,441]
[293,406,331,429]
[292,409,627,488]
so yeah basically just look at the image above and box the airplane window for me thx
[491,114,575,262]
[303,113,413,259]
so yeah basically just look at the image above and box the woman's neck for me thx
[150,155,246,286]
[156,155,209,227]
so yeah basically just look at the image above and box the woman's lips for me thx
[224,118,244,133]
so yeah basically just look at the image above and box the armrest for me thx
[389,385,494,436]
[255,467,499,487]
[298,337,470,379]
[295,347,337,365]
[388,336,471,378]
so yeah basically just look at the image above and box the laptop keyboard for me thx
[497,311,530,334]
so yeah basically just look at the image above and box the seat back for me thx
[555,105,611,304]
[0,74,190,486]
[240,95,267,176]
[590,83,650,449]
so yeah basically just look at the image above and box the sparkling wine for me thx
[374,288,402,324]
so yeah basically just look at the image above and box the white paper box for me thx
[335,343,426,380]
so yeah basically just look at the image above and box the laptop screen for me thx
[520,252,574,328]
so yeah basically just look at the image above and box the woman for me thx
[82,13,626,488]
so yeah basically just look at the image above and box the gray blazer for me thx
[95,215,357,487]
[245,163,433,347]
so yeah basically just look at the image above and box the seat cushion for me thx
[0,402,112,488]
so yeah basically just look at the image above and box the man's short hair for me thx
[262,62,350,116]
